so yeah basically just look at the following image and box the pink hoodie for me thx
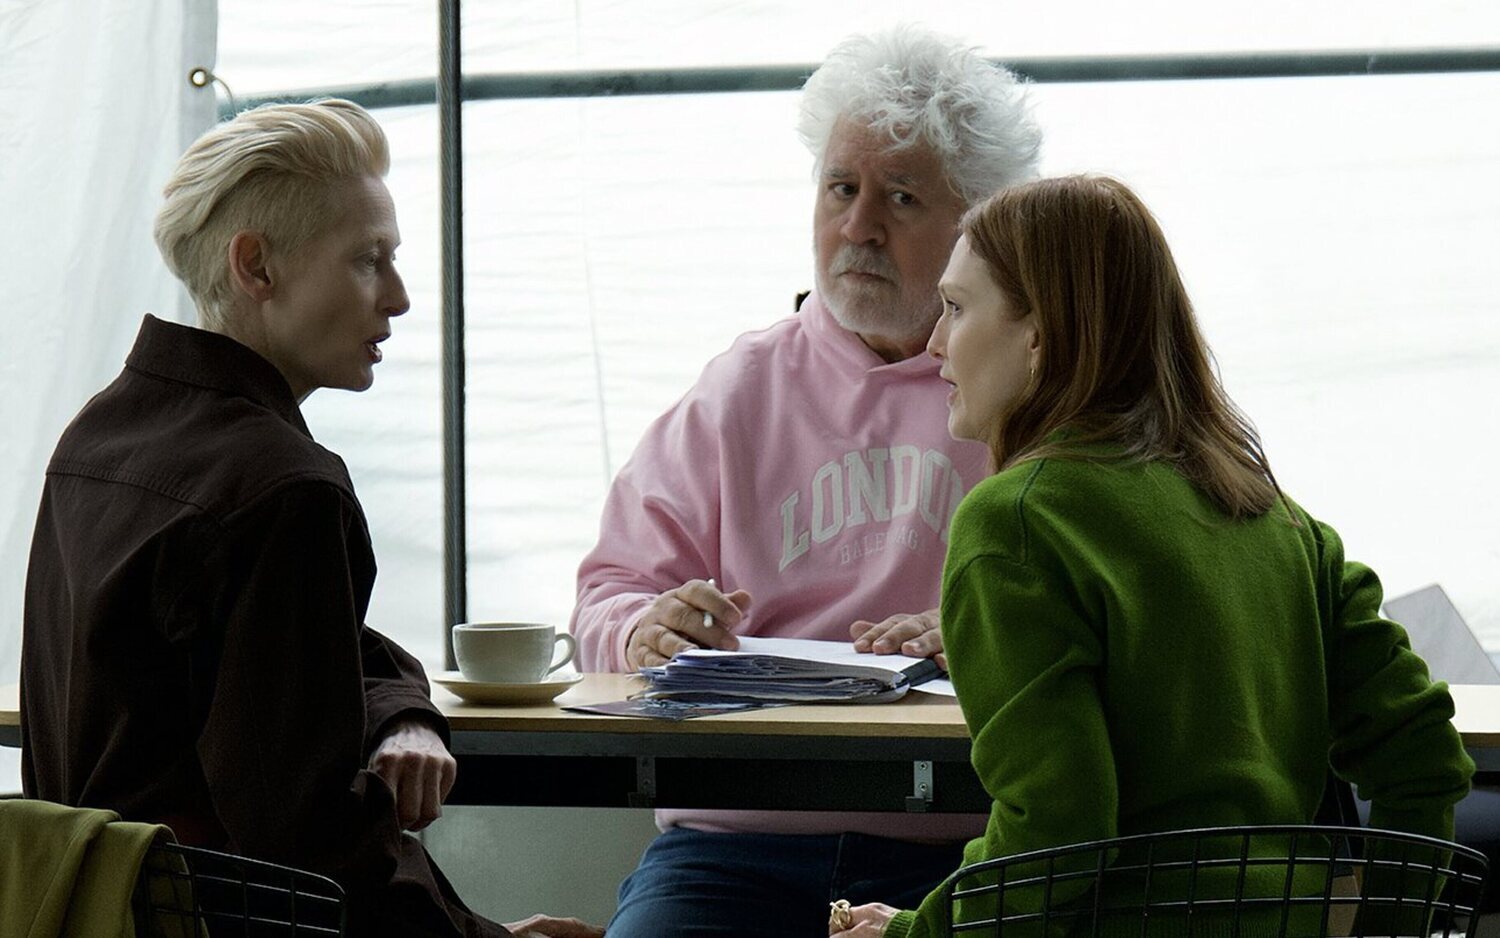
[571,293,989,839]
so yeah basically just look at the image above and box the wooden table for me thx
[433,674,981,811]
[6,678,1500,812]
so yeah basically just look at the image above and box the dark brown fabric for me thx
[21,314,510,938]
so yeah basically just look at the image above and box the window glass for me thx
[215,3,1500,665]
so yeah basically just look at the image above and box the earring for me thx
[1029,360,1036,380]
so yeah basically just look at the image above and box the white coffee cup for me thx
[452,622,577,684]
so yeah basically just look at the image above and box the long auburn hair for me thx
[964,175,1283,519]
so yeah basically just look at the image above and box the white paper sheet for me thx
[688,636,956,696]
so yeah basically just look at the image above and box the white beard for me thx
[815,244,940,348]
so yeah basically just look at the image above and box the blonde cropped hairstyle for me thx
[964,175,1283,519]
[797,25,1041,206]
[153,99,390,328]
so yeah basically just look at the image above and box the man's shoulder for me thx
[698,314,805,382]
[50,367,354,522]
[652,314,806,426]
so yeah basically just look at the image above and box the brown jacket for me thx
[22,314,509,937]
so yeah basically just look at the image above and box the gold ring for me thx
[829,898,853,931]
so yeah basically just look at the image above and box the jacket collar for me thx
[125,314,311,437]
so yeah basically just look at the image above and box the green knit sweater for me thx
[885,454,1474,938]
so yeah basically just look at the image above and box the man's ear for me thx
[226,231,274,303]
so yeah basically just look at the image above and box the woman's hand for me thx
[367,719,456,831]
[829,901,899,936]
[503,913,605,937]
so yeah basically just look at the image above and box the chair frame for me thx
[135,840,347,937]
[945,824,1489,937]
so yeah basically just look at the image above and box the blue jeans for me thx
[607,828,964,937]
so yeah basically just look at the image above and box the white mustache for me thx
[831,246,897,281]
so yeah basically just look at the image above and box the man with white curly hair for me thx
[571,26,1043,937]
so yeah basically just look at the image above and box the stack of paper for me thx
[640,636,953,704]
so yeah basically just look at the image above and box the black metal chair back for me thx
[134,841,346,937]
[945,825,1487,937]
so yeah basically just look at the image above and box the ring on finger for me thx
[829,899,853,931]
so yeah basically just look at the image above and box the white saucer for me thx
[433,671,584,705]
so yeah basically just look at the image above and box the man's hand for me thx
[828,901,898,936]
[850,609,945,670]
[625,579,752,669]
[502,913,606,938]
[368,719,456,832]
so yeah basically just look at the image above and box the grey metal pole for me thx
[438,0,465,669]
[222,47,1500,116]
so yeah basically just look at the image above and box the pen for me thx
[703,578,717,629]
[899,658,944,689]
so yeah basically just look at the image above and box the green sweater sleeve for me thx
[897,550,1119,938]
[884,909,918,938]
[1316,522,1473,837]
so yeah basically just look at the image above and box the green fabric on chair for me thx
[0,798,171,938]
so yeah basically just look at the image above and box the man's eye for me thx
[831,183,856,198]
[892,191,916,206]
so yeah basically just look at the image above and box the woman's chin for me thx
[946,412,978,443]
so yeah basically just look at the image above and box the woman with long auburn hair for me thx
[830,176,1474,937]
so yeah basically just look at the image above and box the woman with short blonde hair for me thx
[27,99,600,938]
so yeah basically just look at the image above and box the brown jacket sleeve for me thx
[197,478,417,889]
[360,624,450,756]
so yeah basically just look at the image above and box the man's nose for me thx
[840,191,886,246]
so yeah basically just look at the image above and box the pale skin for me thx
[369,727,604,936]
[930,236,1041,444]
[503,914,606,938]
[829,902,899,936]
[625,579,751,668]
[367,718,457,832]
[850,609,947,671]
[813,119,967,364]
[220,176,408,404]
[625,123,965,672]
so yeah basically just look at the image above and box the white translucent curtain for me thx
[0,0,218,789]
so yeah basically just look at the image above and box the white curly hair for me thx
[797,25,1042,205]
